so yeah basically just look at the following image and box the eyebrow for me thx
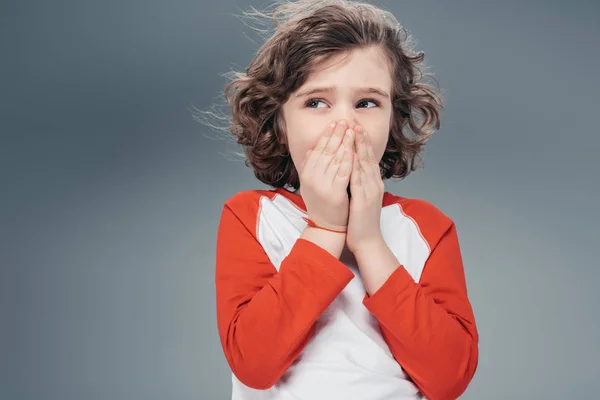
[294,86,390,99]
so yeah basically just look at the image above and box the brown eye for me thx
[305,99,327,108]
[357,99,380,108]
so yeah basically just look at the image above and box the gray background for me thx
[1,0,598,399]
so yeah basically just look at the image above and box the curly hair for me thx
[194,0,443,190]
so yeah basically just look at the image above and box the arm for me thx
[215,203,354,389]
[354,222,479,400]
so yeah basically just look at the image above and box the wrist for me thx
[300,226,346,259]
[302,216,347,234]
[352,235,387,263]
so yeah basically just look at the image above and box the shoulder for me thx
[383,191,455,248]
[383,191,453,225]
[223,188,274,210]
[220,188,279,230]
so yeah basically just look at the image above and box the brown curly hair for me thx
[194,0,443,190]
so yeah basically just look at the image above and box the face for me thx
[281,45,393,178]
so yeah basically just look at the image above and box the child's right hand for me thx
[299,119,355,231]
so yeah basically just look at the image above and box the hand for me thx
[299,119,355,231]
[346,125,385,254]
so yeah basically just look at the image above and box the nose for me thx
[334,106,359,130]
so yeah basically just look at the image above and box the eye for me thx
[357,99,380,108]
[305,98,328,108]
[304,98,381,109]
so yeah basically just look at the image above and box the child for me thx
[210,1,479,399]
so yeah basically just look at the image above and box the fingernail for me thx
[329,121,336,129]
[346,129,353,136]
[339,120,347,126]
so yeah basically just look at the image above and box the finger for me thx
[333,139,354,189]
[364,129,378,166]
[307,121,337,168]
[315,119,348,171]
[356,127,380,181]
[354,125,370,166]
[350,150,362,189]
[325,127,354,183]
[299,149,313,173]
[359,154,371,189]
[350,151,367,200]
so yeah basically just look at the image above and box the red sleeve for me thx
[215,198,354,390]
[362,222,479,400]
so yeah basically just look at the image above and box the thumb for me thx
[303,149,313,166]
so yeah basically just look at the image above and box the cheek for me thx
[364,122,390,161]
[373,136,388,162]
[285,124,322,169]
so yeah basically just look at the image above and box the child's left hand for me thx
[346,125,385,255]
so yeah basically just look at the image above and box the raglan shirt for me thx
[215,187,479,400]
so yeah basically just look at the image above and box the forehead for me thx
[303,46,392,88]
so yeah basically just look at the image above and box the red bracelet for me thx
[302,217,347,234]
